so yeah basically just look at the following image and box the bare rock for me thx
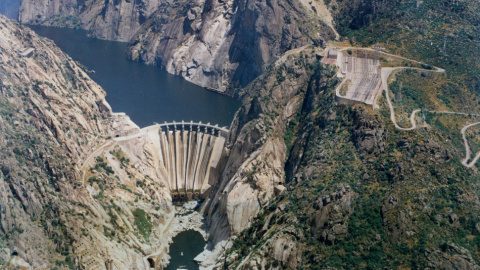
[425,243,480,270]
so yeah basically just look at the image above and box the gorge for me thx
[28,22,240,269]
[2,0,480,269]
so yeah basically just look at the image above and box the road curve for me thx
[382,66,480,168]
[382,66,444,130]
[336,46,480,168]
[461,122,480,168]
[382,67,420,130]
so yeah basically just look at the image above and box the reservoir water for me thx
[166,230,206,270]
[28,25,241,128]
[0,0,20,19]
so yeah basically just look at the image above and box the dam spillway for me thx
[157,122,227,201]
[104,120,230,202]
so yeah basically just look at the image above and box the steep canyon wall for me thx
[18,0,337,90]
[0,15,177,269]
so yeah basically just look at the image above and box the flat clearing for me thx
[336,49,382,108]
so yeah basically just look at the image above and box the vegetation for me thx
[225,8,480,265]
[91,156,114,175]
[132,208,152,240]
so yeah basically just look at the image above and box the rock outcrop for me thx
[127,0,336,91]
[19,0,162,42]
[425,243,480,270]
[18,0,337,91]
[0,15,177,269]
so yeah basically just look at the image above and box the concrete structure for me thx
[82,119,229,203]
[335,49,382,109]
[73,240,103,270]
[321,47,338,65]
[154,121,228,202]
[18,48,34,57]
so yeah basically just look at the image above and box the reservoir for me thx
[28,25,241,128]
[166,230,206,270]
[0,0,20,19]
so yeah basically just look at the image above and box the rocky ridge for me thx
[19,0,163,42]
[0,15,184,269]
[127,0,336,91]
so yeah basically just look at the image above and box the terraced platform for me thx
[335,50,383,109]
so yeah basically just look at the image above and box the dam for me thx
[108,120,229,202]
[154,122,228,201]
[76,120,229,269]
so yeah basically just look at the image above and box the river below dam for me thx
[166,230,206,270]
[28,25,241,128]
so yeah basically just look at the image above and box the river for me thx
[28,25,241,128]
[166,230,206,270]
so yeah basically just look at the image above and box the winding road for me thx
[382,66,445,130]
[461,122,480,168]
[336,46,480,168]
[382,64,480,168]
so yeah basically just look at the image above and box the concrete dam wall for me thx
[109,121,229,202]
[156,122,228,201]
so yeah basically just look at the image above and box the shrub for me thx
[133,208,152,240]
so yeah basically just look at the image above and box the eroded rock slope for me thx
[0,15,176,269]
[19,0,162,42]
[18,0,337,91]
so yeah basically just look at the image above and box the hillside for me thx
[0,15,180,269]
[2,0,480,269]
[219,1,480,269]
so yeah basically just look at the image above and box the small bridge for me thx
[154,121,229,136]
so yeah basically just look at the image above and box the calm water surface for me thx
[166,230,205,270]
[0,0,20,19]
[29,25,241,128]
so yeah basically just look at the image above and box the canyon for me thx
[17,0,337,91]
[0,11,291,269]
[1,0,480,269]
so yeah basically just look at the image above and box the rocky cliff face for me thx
[127,0,336,91]
[18,0,337,91]
[19,0,162,42]
[0,15,177,269]
[18,0,77,26]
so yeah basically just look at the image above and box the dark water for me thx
[166,230,206,270]
[0,0,20,19]
[28,25,241,128]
